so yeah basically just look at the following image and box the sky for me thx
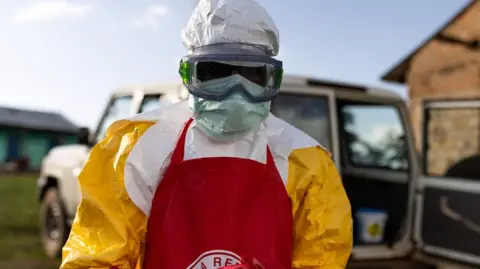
[0,0,472,130]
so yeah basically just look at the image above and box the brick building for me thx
[382,1,479,179]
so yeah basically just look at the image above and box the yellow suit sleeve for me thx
[287,146,353,269]
[61,120,156,269]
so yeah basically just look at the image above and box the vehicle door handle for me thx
[440,196,480,234]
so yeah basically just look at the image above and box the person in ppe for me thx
[61,0,352,268]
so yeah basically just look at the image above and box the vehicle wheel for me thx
[39,188,69,258]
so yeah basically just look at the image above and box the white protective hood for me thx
[181,0,280,56]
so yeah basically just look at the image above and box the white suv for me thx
[38,75,468,269]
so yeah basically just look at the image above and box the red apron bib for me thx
[143,118,293,269]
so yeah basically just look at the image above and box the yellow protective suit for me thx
[61,101,352,269]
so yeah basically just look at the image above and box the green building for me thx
[0,106,79,171]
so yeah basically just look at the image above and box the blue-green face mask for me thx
[190,92,271,142]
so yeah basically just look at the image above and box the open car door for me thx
[414,100,480,267]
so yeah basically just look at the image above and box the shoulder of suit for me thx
[265,113,331,157]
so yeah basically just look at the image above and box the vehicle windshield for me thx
[139,93,184,113]
[96,95,133,142]
[339,102,409,171]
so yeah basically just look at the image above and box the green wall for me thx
[23,133,49,169]
[63,135,79,145]
[0,128,78,170]
[0,132,6,163]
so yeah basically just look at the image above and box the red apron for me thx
[143,118,293,269]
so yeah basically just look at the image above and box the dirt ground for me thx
[0,175,61,269]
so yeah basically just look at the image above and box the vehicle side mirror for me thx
[78,127,93,146]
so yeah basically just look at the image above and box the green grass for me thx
[0,175,60,269]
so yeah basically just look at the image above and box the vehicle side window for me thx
[271,93,331,149]
[95,95,133,142]
[338,102,409,171]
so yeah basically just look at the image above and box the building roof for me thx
[381,1,479,84]
[0,106,78,134]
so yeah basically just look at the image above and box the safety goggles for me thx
[179,54,283,102]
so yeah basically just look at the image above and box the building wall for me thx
[426,108,480,176]
[0,127,78,170]
[405,2,480,178]
[0,132,6,162]
[23,132,49,170]
[407,42,480,147]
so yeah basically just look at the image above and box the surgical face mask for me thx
[189,77,271,142]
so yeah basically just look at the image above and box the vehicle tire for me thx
[39,187,70,259]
